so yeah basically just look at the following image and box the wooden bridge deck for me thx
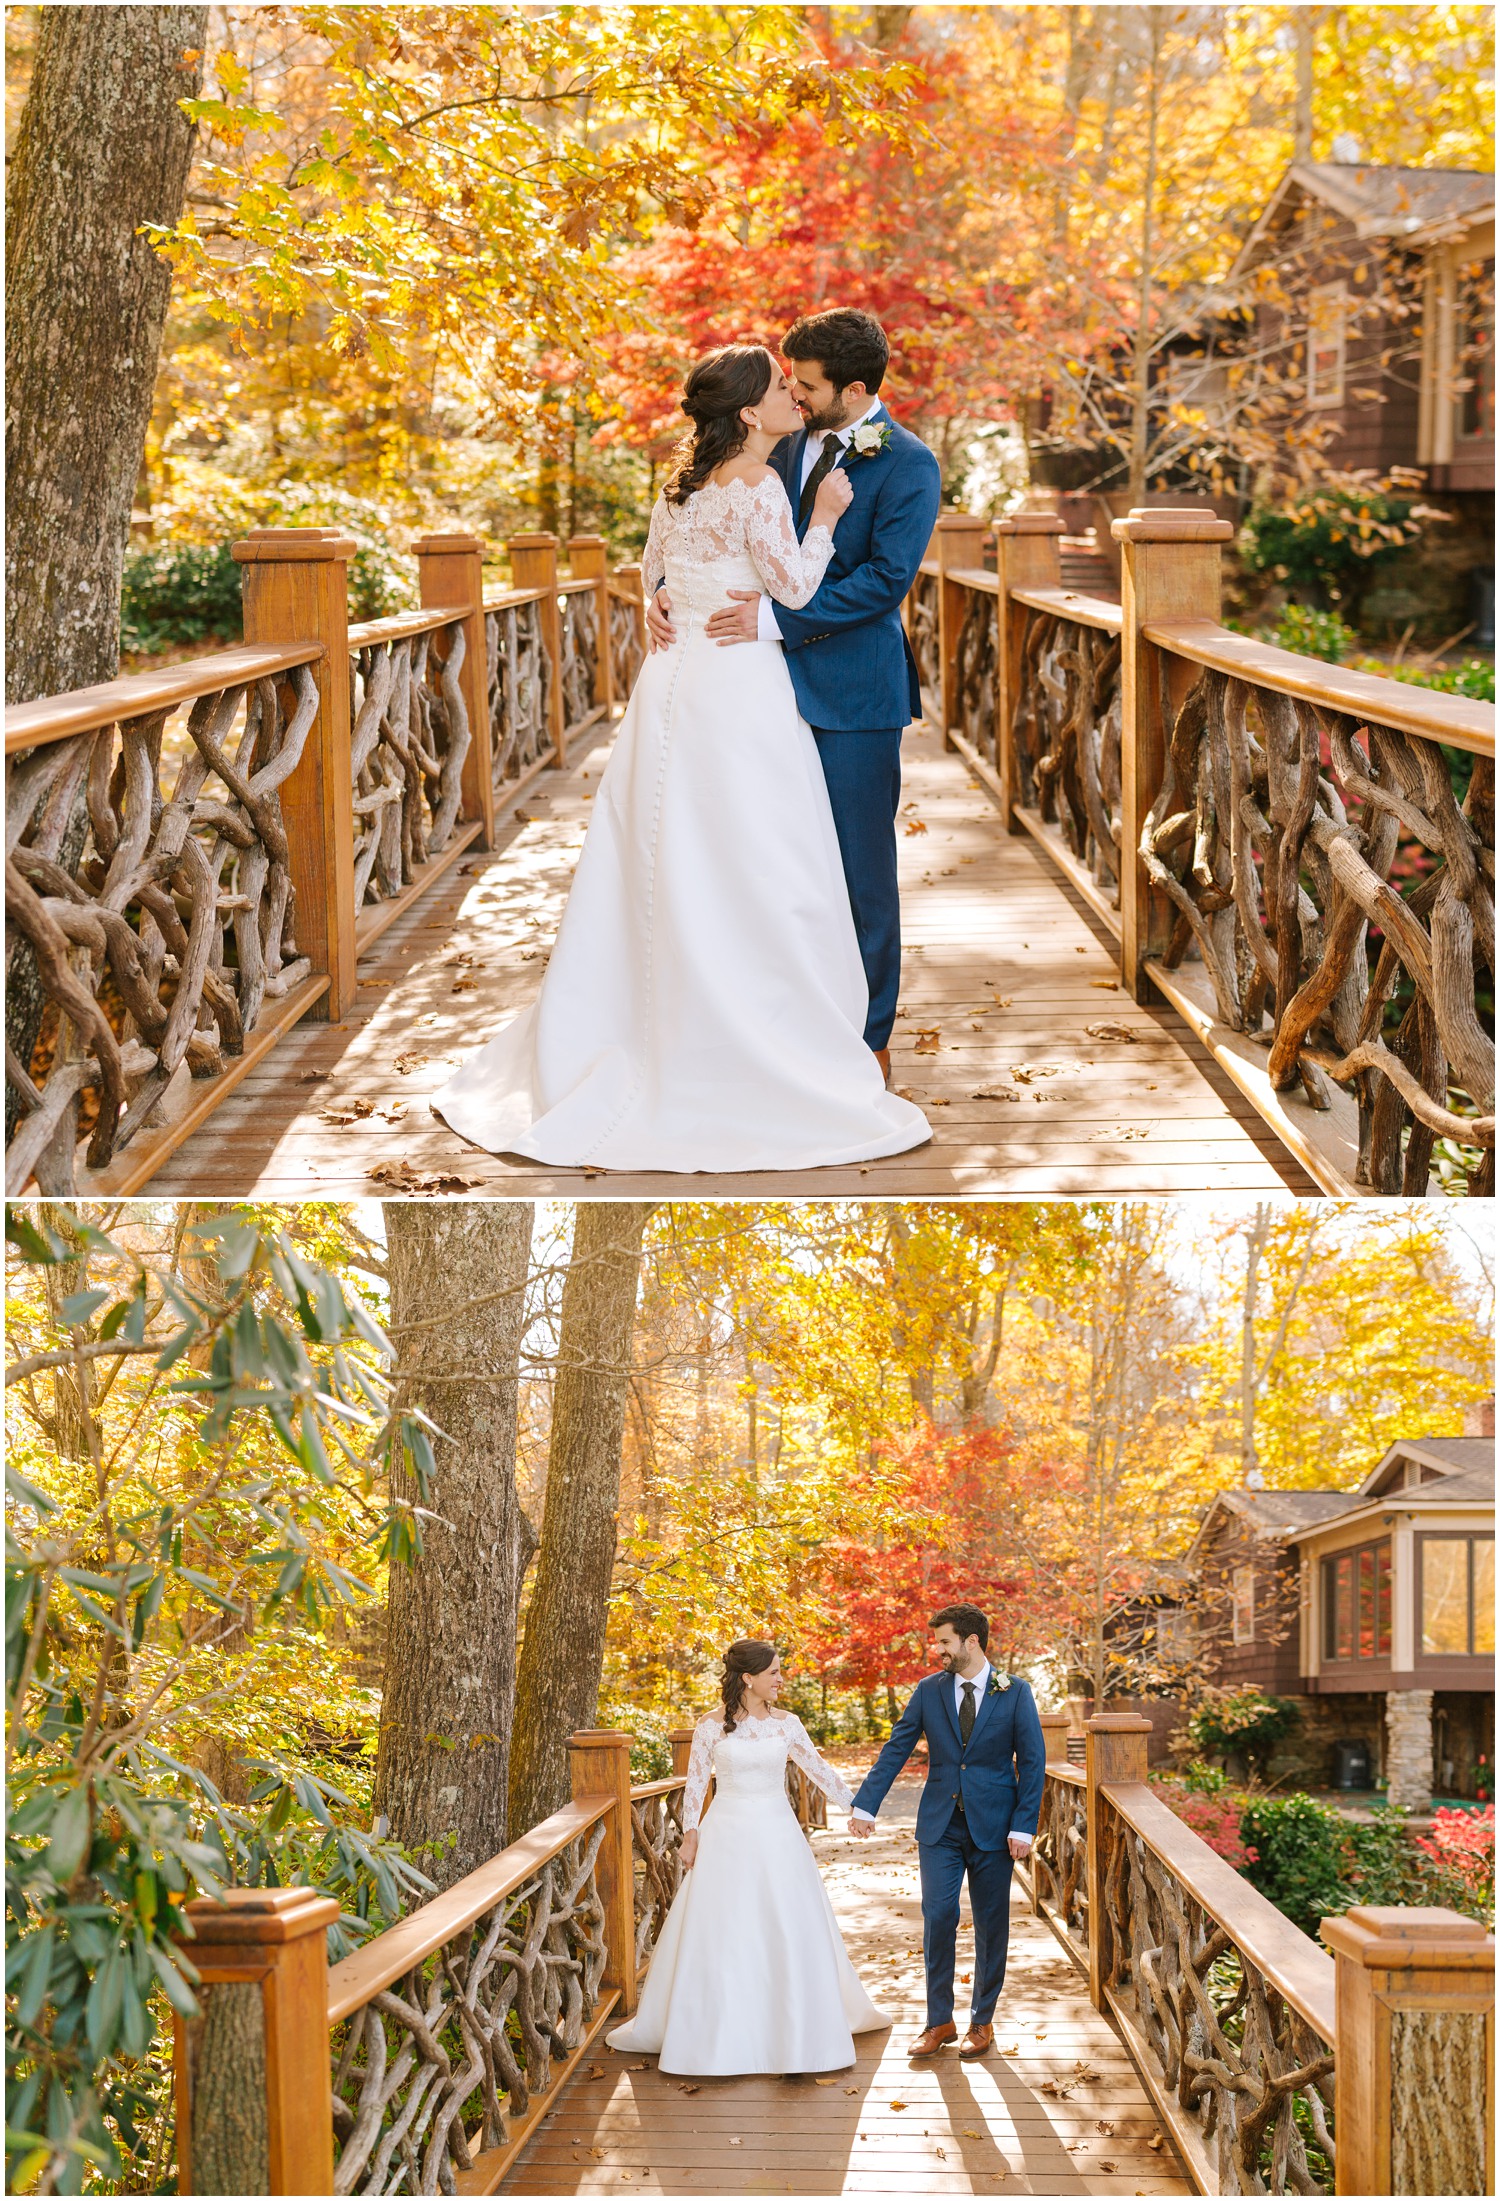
[149,714,1315,1198]
[502,1783,1190,2197]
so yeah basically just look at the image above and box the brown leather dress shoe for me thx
[909,2021,958,2058]
[959,2022,994,2059]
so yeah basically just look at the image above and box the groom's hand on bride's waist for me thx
[646,588,677,652]
[706,589,762,644]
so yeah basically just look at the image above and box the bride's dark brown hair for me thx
[721,1638,778,1734]
[663,346,776,507]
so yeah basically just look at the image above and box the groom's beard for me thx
[798,397,856,434]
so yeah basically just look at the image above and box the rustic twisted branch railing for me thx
[558,583,602,738]
[1012,601,1125,903]
[1141,648,1494,1194]
[954,584,1000,770]
[5,648,324,1193]
[1027,1763,1089,1966]
[609,574,645,702]
[907,567,940,701]
[629,1777,686,1975]
[326,1803,609,2197]
[484,593,553,797]
[1097,1784,1336,2197]
[346,612,472,908]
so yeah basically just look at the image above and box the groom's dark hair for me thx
[930,1603,989,1650]
[782,308,889,395]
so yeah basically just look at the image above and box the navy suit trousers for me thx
[811,726,903,1051]
[918,1816,1015,2028]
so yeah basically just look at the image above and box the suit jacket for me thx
[766,403,941,733]
[851,1670,1046,1851]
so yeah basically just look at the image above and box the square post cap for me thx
[508,531,560,549]
[1083,1712,1155,1734]
[232,529,358,563]
[1321,1904,1496,1971]
[180,1884,341,1944]
[1110,509,1234,543]
[995,514,1067,536]
[412,532,486,555]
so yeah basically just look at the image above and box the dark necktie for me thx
[799,435,843,525]
[960,1681,977,1744]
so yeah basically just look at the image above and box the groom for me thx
[849,1604,1045,2060]
[647,308,941,1082]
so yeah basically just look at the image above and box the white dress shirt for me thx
[851,1661,1032,1850]
[753,396,884,643]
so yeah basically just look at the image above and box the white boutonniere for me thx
[849,421,892,458]
[987,1672,1012,1698]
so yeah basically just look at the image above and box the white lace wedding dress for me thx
[606,1710,887,2074]
[430,474,930,1171]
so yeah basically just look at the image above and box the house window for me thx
[1421,1536,1495,1656]
[1307,284,1347,408]
[1232,1566,1256,1645]
[1321,1540,1391,1662]
[1156,1610,1198,1660]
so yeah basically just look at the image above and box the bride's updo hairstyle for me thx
[663,346,775,507]
[721,1637,777,1734]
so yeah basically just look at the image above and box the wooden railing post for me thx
[173,1884,339,2196]
[1038,1710,1069,1766]
[993,514,1065,831]
[935,513,990,748]
[1320,1905,1494,2196]
[668,1726,696,1779]
[508,533,565,767]
[1111,508,1235,1003]
[568,533,613,719]
[233,528,358,1020]
[1083,1712,1152,2015]
[569,1728,638,2016]
[415,531,493,849]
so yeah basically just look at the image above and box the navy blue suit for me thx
[767,407,941,1051]
[852,1671,1046,2029]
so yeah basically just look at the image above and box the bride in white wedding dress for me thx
[607,1639,887,2075]
[431,345,929,1172]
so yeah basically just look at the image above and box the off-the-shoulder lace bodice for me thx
[642,475,835,616]
[681,1709,855,1831]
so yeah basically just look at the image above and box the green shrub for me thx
[121,541,245,654]
[1355,654,1496,703]
[1239,1793,1356,1936]
[1240,489,1427,610]
[1345,1805,1429,1907]
[1186,1687,1302,1774]
[1268,603,1356,662]
[597,1699,674,1783]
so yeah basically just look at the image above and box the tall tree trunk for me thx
[508,1202,652,1840]
[37,1202,95,1462]
[5,4,205,695]
[376,1202,534,1890]
[1126,15,1162,507]
[5,5,206,1132]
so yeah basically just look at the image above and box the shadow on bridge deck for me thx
[502,1786,1190,2197]
[148,715,1315,1198]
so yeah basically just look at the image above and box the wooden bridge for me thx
[169,1715,1495,2198]
[5,510,1493,1199]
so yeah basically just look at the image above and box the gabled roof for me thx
[1228,161,1495,282]
[1187,1485,1360,1563]
[1360,1436,1496,1498]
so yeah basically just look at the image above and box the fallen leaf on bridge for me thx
[1086,1022,1138,1042]
[889,2100,908,2111]
[626,2061,650,2071]
[393,1052,429,1074]
[991,993,1012,1006]
[973,1087,1021,1103]
[368,1161,477,1193]
[844,2086,859,2095]
[1091,978,1120,990]
[1148,2133,1166,2151]
[297,1068,328,1082]
[451,978,479,994]
[1101,2162,1117,2174]
[813,2077,838,2086]
[914,1029,941,1053]
[1096,2118,1116,2134]
[678,2083,700,2094]
[903,818,928,835]
[320,1099,375,1124]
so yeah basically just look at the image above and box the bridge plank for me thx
[146,715,1316,1197]
[501,1781,1191,2197]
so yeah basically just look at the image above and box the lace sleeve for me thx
[743,474,837,608]
[681,1715,717,1831]
[784,1715,855,1812]
[642,494,671,597]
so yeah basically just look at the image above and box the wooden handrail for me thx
[345,603,471,651]
[481,583,549,612]
[629,1776,685,1803]
[325,1795,612,2024]
[944,565,1000,595]
[1101,1779,1337,2041]
[1012,581,1125,635]
[4,639,324,753]
[1043,1759,1086,1787]
[1144,616,1495,755]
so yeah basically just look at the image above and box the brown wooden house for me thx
[1172,1405,1495,1809]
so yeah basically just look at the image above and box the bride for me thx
[431,345,930,1172]
[606,1639,887,2075]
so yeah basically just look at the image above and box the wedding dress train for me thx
[605,1711,887,2075]
[430,474,930,1171]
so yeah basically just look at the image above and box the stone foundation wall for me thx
[1386,1688,1435,1811]
[1266,1691,1386,1788]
